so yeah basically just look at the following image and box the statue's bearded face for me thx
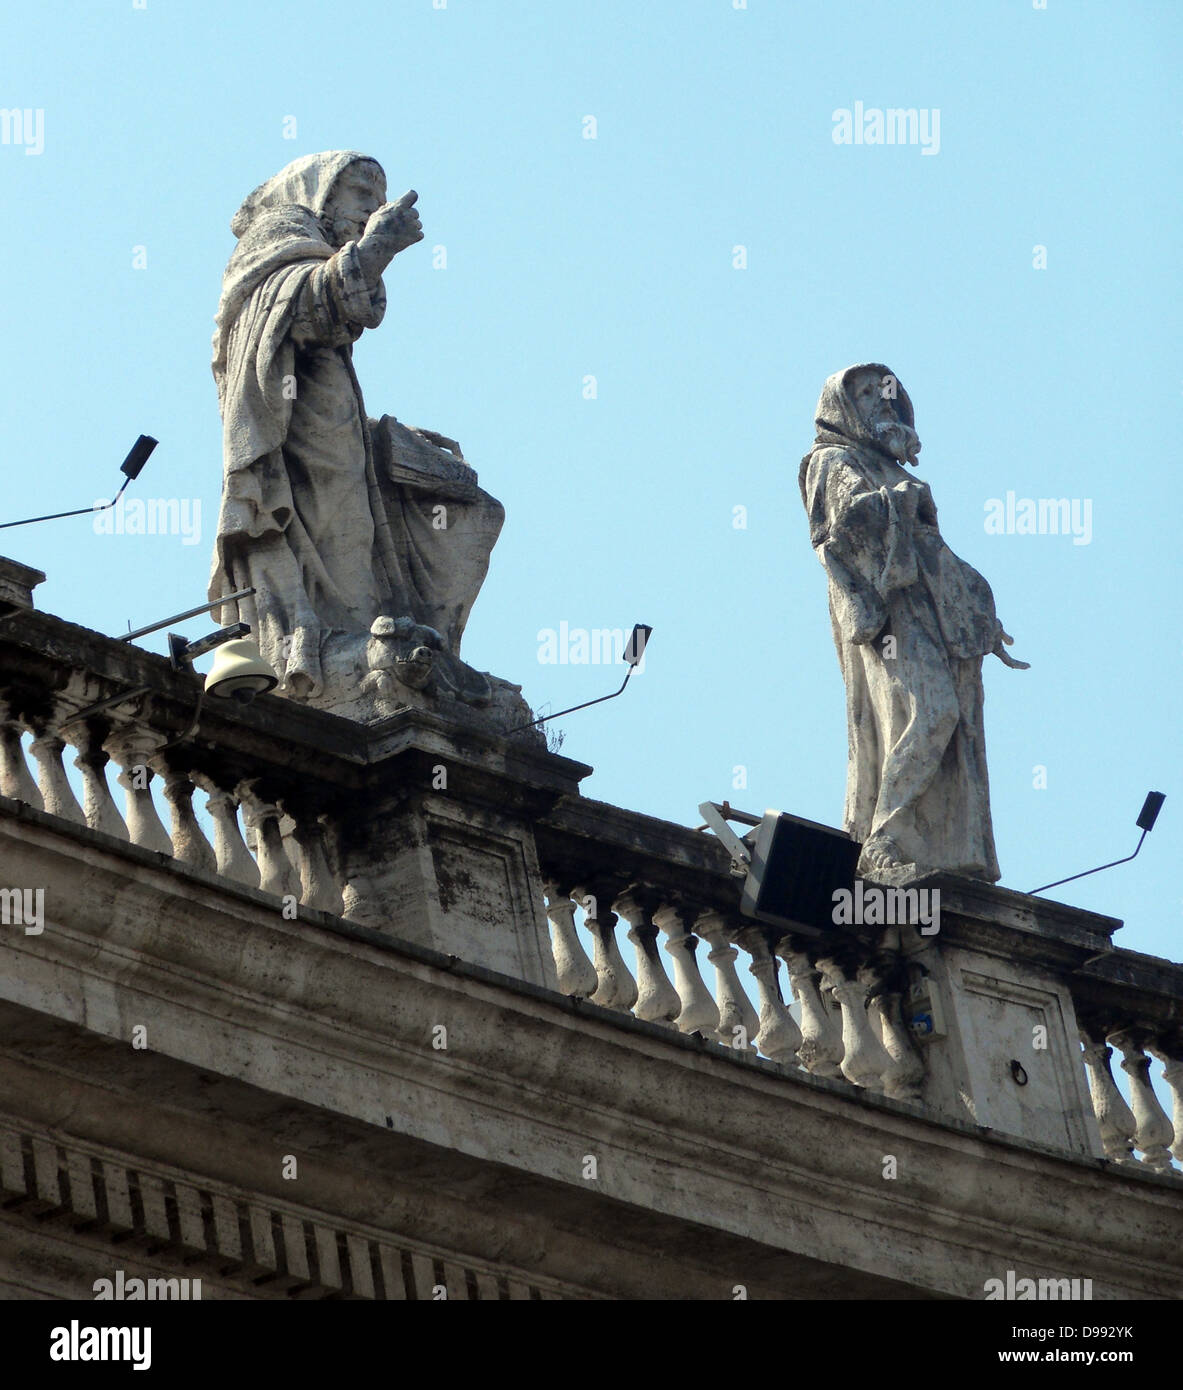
[850,368,921,465]
[322,163,386,248]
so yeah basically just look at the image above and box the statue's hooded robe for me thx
[799,365,1002,881]
[210,151,503,700]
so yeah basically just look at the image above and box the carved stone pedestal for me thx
[331,709,589,988]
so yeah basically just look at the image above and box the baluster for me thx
[341,872,380,927]
[153,762,216,872]
[28,730,84,824]
[236,781,300,899]
[694,910,758,1051]
[1108,1029,1174,1170]
[1146,1043,1183,1165]
[615,889,680,1026]
[288,815,344,915]
[572,883,636,1013]
[862,962,925,1102]
[542,883,598,998]
[1079,1031,1138,1163]
[0,699,43,809]
[654,903,719,1037]
[104,726,172,854]
[60,720,128,840]
[736,926,801,1065]
[776,944,844,1077]
[190,772,260,887]
[816,957,892,1091]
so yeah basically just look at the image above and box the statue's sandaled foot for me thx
[858,833,925,887]
[861,834,906,873]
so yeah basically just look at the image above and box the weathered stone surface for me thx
[800,365,1029,883]
[0,558,44,616]
[2,579,1181,1301]
[208,152,533,737]
[1,799,1181,1300]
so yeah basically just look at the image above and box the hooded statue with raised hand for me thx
[800,364,1029,884]
[209,151,507,714]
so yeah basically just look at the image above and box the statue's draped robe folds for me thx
[800,365,1003,881]
[210,151,503,700]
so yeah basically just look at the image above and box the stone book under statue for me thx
[800,364,1030,885]
[208,150,535,735]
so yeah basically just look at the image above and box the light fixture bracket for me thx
[168,624,249,672]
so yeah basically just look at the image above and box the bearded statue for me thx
[800,364,1029,883]
[208,151,529,731]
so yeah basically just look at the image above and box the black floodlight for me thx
[0,435,158,530]
[119,435,156,481]
[744,812,862,932]
[698,802,861,937]
[1029,790,1167,896]
[624,623,653,667]
[1136,791,1166,832]
[510,622,653,734]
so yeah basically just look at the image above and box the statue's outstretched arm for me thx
[289,247,385,348]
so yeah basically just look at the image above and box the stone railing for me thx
[1,564,1181,1173]
[534,797,926,1102]
[0,623,920,1096]
[0,616,361,920]
[0,574,585,990]
[535,800,1183,1173]
[1070,956,1183,1173]
[0,588,579,971]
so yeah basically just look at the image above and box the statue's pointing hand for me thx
[993,628,1030,670]
[366,191,423,251]
[358,191,424,281]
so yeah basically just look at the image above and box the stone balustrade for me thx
[2,579,1182,1175]
[535,802,1183,1167]
[535,799,926,1101]
[0,600,423,943]
[0,694,336,925]
[1,604,929,1103]
[1075,1017,1183,1172]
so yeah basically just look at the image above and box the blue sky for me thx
[0,0,1179,970]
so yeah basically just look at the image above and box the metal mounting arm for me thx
[696,801,760,876]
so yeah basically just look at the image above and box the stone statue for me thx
[799,364,1029,884]
[209,151,527,728]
